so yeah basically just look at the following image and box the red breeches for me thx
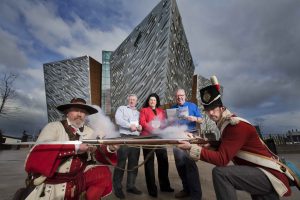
[65,166,112,200]
[84,166,112,200]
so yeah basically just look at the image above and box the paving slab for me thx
[0,148,299,200]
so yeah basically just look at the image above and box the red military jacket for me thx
[200,120,291,196]
[25,144,117,177]
[24,121,117,199]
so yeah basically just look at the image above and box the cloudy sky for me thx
[0,0,299,137]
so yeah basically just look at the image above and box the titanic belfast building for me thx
[110,0,194,112]
[43,56,102,122]
[43,0,206,121]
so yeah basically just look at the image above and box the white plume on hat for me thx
[210,75,220,92]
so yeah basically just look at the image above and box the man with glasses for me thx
[171,89,203,200]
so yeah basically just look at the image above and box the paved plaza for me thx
[0,148,299,200]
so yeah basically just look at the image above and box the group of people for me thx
[22,75,295,200]
[113,89,203,199]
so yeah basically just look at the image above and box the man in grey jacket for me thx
[113,94,142,199]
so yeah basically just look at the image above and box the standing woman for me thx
[139,93,174,197]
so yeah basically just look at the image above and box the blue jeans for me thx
[173,147,202,200]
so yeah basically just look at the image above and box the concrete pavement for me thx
[0,147,299,200]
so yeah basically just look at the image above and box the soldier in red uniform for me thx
[24,98,117,200]
[178,76,292,200]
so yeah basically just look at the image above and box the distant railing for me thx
[262,134,300,145]
[258,134,300,154]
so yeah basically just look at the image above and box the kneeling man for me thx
[25,98,117,200]
[178,77,292,200]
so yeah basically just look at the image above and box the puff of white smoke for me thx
[152,124,189,139]
[87,105,120,139]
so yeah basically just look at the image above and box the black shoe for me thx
[149,192,158,198]
[115,190,125,199]
[175,190,189,198]
[161,187,174,192]
[126,187,142,195]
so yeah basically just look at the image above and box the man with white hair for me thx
[172,89,203,200]
[24,98,117,200]
[113,94,143,199]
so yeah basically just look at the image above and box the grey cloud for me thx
[255,111,300,134]
[18,1,73,49]
[0,84,48,137]
[120,0,160,27]
[1,0,300,135]
[0,0,19,27]
[0,111,47,137]
[177,0,300,133]
[0,29,28,70]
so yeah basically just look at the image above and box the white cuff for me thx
[189,144,201,160]
[75,143,80,154]
[107,145,116,153]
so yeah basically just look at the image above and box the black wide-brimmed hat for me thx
[200,85,223,110]
[56,98,98,115]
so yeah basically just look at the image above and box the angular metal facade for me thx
[110,0,195,111]
[43,56,101,122]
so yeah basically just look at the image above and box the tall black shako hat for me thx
[57,98,98,115]
[200,76,223,110]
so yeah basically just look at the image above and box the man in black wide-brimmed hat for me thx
[177,76,292,200]
[24,98,118,200]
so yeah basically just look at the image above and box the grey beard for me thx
[69,119,85,128]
